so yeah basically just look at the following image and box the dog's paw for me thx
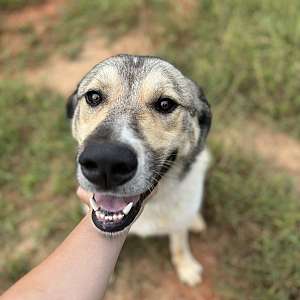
[190,215,206,233]
[177,257,203,286]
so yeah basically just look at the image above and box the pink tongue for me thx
[94,193,139,212]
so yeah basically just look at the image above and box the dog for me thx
[66,54,212,286]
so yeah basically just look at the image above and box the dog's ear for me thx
[66,88,78,119]
[197,86,212,139]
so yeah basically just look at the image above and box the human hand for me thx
[76,186,92,207]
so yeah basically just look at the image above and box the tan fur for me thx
[73,66,195,155]
[139,71,179,103]
[74,104,109,144]
[73,66,123,144]
[139,110,183,151]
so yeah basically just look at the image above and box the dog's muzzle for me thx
[79,142,177,234]
[79,142,148,233]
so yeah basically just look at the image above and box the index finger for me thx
[76,187,92,205]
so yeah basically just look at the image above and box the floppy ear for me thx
[197,86,212,140]
[66,89,78,119]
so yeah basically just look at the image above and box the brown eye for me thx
[85,90,103,107]
[153,97,178,114]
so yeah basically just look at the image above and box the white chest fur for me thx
[130,148,211,237]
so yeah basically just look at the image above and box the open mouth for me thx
[88,150,178,233]
[90,189,152,233]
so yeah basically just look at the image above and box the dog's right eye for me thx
[153,97,178,114]
[85,91,103,107]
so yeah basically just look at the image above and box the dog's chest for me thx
[131,188,189,236]
[130,149,210,237]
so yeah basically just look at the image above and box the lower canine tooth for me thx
[123,202,133,215]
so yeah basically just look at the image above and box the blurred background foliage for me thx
[0,1,299,299]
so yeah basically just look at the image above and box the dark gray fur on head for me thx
[66,87,78,119]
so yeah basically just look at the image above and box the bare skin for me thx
[1,188,127,300]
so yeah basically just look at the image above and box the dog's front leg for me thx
[169,231,203,286]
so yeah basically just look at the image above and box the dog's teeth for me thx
[113,214,118,221]
[100,212,105,219]
[89,195,98,211]
[96,211,101,219]
[118,213,124,220]
[108,215,113,221]
[105,216,109,221]
[122,202,133,215]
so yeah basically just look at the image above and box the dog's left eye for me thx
[85,90,103,107]
[153,98,178,114]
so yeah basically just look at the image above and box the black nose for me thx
[79,142,138,189]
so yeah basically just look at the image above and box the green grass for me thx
[2,255,31,283]
[56,0,144,43]
[205,140,300,299]
[154,0,300,138]
[0,81,74,195]
[0,81,80,290]
[0,0,44,10]
[0,23,54,73]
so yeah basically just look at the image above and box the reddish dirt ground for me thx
[105,236,219,300]
[25,30,154,95]
[219,122,300,191]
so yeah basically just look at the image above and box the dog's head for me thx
[67,54,211,234]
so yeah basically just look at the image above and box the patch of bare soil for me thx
[170,0,199,19]
[218,122,300,190]
[4,0,64,33]
[105,236,219,300]
[25,29,154,95]
[254,129,300,175]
